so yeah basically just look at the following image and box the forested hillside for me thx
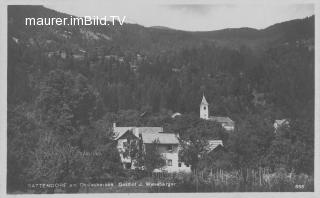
[7,5,314,193]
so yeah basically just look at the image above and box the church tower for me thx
[200,94,209,120]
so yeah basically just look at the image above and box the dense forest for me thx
[7,6,314,193]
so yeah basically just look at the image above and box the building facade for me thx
[113,124,191,173]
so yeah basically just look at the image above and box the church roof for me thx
[201,95,208,105]
[209,116,234,124]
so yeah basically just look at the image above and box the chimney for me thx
[113,122,116,129]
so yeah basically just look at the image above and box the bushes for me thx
[263,168,314,191]
[154,168,314,192]
[125,170,149,181]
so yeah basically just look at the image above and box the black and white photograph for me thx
[1,0,319,195]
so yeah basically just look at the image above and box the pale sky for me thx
[45,1,314,31]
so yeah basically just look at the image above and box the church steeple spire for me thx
[200,94,209,119]
[201,94,208,106]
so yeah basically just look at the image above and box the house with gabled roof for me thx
[207,140,224,152]
[112,123,191,173]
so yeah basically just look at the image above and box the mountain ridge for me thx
[8,5,314,55]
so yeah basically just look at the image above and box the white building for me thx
[113,124,191,173]
[200,95,235,131]
[273,119,290,133]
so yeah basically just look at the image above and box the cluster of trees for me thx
[122,134,166,172]
[164,112,313,175]
[7,70,124,193]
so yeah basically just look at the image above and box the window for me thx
[167,159,172,166]
[167,145,173,151]
[178,162,181,167]
[203,106,206,110]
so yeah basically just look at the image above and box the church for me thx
[200,95,235,131]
